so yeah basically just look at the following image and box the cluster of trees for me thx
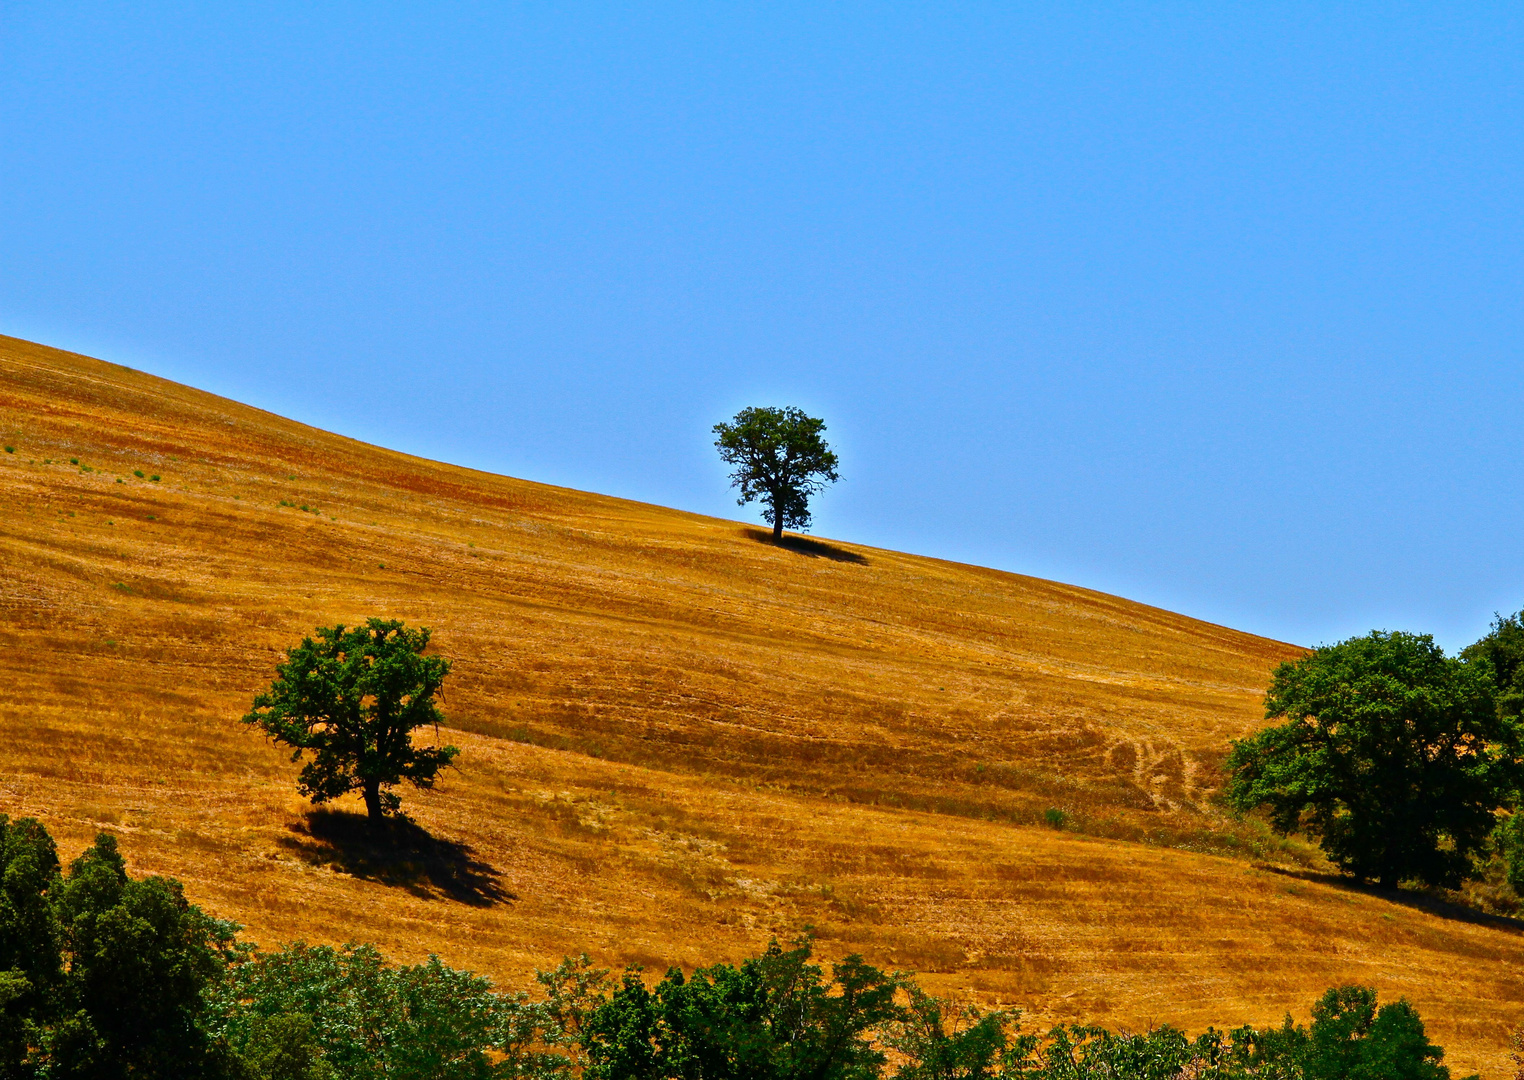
[1227,615,1524,892]
[0,816,1471,1080]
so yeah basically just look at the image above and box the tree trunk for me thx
[772,512,784,541]
[362,780,384,824]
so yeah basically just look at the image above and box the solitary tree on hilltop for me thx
[244,618,458,824]
[713,406,840,541]
[1226,629,1523,889]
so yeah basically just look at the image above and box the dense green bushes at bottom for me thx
[0,818,1478,1079]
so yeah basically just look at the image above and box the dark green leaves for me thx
[48,833,236,1079]
[582,938,902,1080]
[1226,631,1523,888]
[210,942,560,1080]
[243,619,459,821]
[713,407,839,537]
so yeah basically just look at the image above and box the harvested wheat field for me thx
[0,333,1519,1075]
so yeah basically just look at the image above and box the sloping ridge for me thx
[0,334,1517,1076]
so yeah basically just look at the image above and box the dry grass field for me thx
[1,333,1520,1076]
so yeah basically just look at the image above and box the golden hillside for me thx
[0,334,1518,1076]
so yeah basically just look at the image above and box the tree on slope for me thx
[713,407,839,541]
[1226,630,1523,888]
[244,618,458,823]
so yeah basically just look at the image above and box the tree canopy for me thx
[713,407,839,540]
[1460,608,1524,723]
[243,618,458,823]
[1226,630,1523,888]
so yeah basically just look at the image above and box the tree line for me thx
[0,816,1477,1080]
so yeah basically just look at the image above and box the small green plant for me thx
[69,457,78,465]
[3,446,13,454]
[1044,807,1068,829]
[145,514,157,521]
[149,474,160,482]
[133,469,144,478]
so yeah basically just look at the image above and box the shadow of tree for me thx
[1258,863,1524,933]
[278,809,515,907]
[743,527,867,564]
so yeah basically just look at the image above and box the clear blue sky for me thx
[4,4,1522,652]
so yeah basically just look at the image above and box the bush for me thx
[209,942,562,1080]
[582,939,901,1080]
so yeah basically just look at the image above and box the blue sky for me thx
[3,4,1522,651]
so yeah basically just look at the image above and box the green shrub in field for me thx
[209,942,563,1080]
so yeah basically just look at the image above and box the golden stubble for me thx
[0,334,1518,1077]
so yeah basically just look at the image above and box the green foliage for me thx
[0,816,62,1076]
[210,941,565,1080]
[582,937,902,1080]
[1042,808,1066,830]
[48,833,238,1079]
[1461,609,1524,723]
[535,953,613,1071]
[1496,811,1524,892]
[233,1012,335,1080]
[713,407,840,539]
[885,985,1012,1080]
[243,618,459,821]
[133,470,144,478]
[1226,631,1523,887]
[1302,986,1453,1080]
